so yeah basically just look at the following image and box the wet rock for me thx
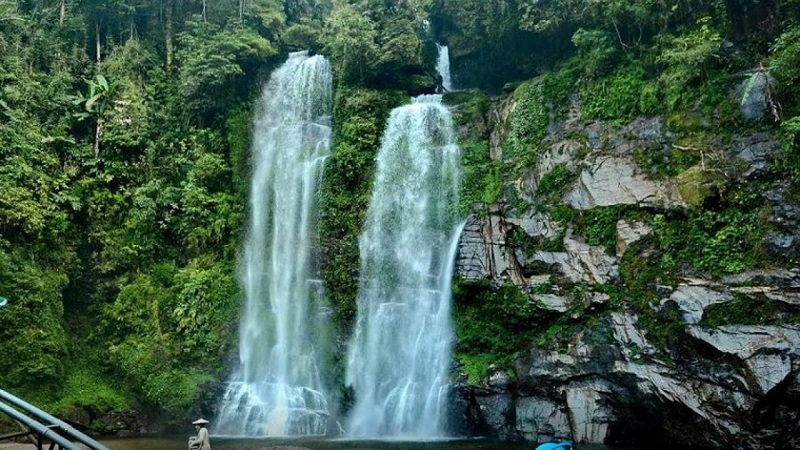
[765,185,800,223]
[686,325,800,360]
[97,410,148,434]
[610,312,655,357]
[475,393,514,440]
[455,105,800,449]
[686,325,800,395]
[456,211,524,285]
[661,284,733,324]
[734,69,776,122]
[487,369,512,389]
[615,220,652,258]
[534,293,570,312]
[63,407,92,428]
[722,269,800,288]
[567,381,614,443]
[520,139,582,202]
[763,231,799,258]
[515,397,571,442]
[613,361,745,444]
[446,382,485,436]
[611,117,668,157]
[588,291,610,306]
[731,132,781,179]
[585,122,604,150]
[506,211,561,240]
[526,237,619,284]
[456,214,493,282]
[566,156,685,210]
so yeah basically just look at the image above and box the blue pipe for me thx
[0,400,83,450]
[535,441,573,450]
[0,389,110,450]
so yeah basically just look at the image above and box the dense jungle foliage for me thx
[1,0,800,434]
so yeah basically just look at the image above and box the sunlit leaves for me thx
[322,3,380,84]
[177,18,277,119]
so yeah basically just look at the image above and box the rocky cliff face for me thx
[448,90,800,449]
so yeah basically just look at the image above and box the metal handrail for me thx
[0,389,111,450]
[0,400,83,450]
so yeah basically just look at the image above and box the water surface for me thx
[99,437,635,450]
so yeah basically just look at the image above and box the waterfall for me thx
[436,44,454,93]
[345,95,463,437]
[215,51,334,437]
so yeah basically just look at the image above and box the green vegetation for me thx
[54,369,131,419]
[3,0,800,434]
[0,0,449,424]
[581,65,647,122]
[701,293,800,327]
[575,206,631,252]
[452,282,540,383]
[319,87,407,328]
[535,163,574,201]
[445,91,504,211]
[506,71,576,168]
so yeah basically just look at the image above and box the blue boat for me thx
[535,441,573,450]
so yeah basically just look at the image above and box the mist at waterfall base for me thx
[214,51,336,437]
[345,95,463,437]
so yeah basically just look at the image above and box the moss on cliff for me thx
[452,281,542,383]
[318,87,407,329]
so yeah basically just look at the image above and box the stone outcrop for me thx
[615,219,652,258]
[763,185,800,258]
[661,282,733,324]
[566,156,686,210]
[451,104,799,448]
[456,209,618,289]
[450,312,800,448]
[524,237,619,284]
[734,69,777,122]
[455,207,525,286]
[686,325,800,396]
[731,132,781,179]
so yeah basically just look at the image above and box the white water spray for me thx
[345,95,463,437]
[215,51,334,437]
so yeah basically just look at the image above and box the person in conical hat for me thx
[191,418,211,450]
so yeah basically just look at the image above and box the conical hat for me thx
[192,418,210,425]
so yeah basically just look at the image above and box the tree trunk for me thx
[165,0,174,70]
[59,0,65,26]
[95,23,101,62]
[202,0,207,21]
[94,119,103,158]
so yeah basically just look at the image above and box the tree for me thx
[322,2,380,84]
[177,18,277,122]
[71,74,113,157]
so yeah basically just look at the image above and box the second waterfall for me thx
[215,52,335,437]
[346,95,463,437]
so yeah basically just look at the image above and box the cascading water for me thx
[345,95,463,437]
[215,51,335,437]
[435,44,454,92]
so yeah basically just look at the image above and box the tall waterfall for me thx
[435,44,454,92]
[215,51,334,437]
[345,95,463,437]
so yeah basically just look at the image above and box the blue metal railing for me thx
[0,388,111,450]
